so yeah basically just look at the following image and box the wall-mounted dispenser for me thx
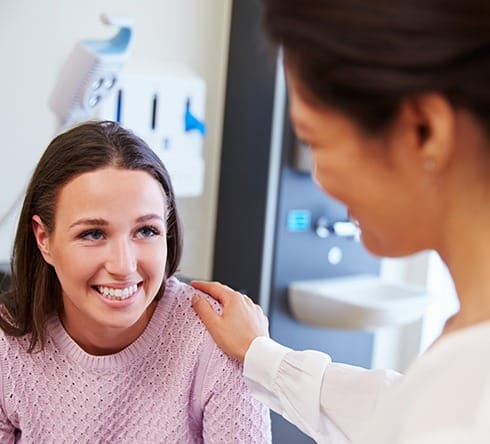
[1,14,132,233]
[98,62,207,197]
[49,14,133,132]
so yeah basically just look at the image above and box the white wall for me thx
[0,0,232,280]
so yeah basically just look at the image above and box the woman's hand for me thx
[191,280,269,363]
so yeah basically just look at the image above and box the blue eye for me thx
[136,225,160,239]
[79,229,104,241]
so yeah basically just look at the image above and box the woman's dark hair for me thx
[262,0,490,133]
[0,120,183,352]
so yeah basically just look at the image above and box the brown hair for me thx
[0,120,182,352]
[262,0,490,133]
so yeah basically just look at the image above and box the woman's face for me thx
[33,167,168,353]
[286,68,435,257]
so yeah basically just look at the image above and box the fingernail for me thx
[191,294,201,305]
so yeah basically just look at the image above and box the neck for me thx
[60,300,157,355]
[433,111,490,336]
[439,208,490,335]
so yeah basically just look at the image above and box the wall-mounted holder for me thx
[98,61,207,197]
[49,14,133,132]
[288,274,429,330]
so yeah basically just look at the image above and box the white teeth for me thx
[96,284,138,300]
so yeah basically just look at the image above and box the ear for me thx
[394,94,455,173]
[32,215,54,265]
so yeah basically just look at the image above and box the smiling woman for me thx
[31,167,169,355]
[0,121,271,443]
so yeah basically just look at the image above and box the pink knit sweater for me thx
[0,277,271,443]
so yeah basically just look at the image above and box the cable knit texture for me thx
[0,277,271,443]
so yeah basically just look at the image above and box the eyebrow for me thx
[69,214,165,229]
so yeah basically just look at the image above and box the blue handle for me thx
[185,99,206,136]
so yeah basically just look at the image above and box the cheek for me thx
[142,242,168,276]
[311,160,347,201]
[310,147,352,188]
[51,246,95,279]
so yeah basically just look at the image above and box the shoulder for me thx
[411,321,490,380]
[391,322,490,437]
[158,276,224,348]
[164,276,223,315]
[163,277,243,375]
[0,327,35,412]
[406,321,490,394]
[164,277,237,359]
[0,326,29,357]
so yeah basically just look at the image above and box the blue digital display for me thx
[287,210,311,232]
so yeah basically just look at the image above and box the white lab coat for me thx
[243,321,490,443]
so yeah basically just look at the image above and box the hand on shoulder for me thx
[191,280,269,362]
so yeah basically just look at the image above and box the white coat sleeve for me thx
[243,336,401,444]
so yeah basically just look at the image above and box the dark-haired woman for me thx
[192,0,490,442]
[0,121,271,443]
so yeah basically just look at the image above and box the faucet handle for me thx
[331,220,360,241]
[314,216,330,238]
[314,217,360,241]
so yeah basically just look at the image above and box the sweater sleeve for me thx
[0,407,15,444]
[244,336,401,444]
[0,337,17,443]
[199,337,272,443]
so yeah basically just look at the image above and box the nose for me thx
[105,238,137,276]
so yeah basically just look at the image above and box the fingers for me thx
[242,293,252,303]
[241,293,255,306]
[191,280,260,310]
[190,280,235,306]
[191,294,221,329]
[191,280,268,362]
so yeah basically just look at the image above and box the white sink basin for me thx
[288,274,429,330]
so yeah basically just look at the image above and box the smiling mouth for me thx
[94,284,140,301]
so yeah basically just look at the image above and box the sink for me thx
[288,274,429,330]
